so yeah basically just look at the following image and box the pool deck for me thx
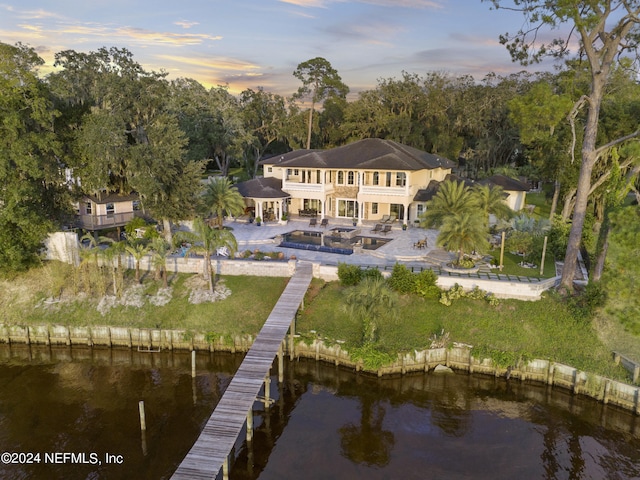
[224,217,455,269]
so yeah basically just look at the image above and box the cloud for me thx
[117,27,221,46]
[174,20,199,29]
[157,54,261,72]
[323,21,403,45]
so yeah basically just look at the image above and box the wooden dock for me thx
[171,261,313,480]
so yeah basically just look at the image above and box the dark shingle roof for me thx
[261,138,455,171]
[83,192,139,204]
[413,174,475,202]
[235,177,290,199]
[480,174,529,192]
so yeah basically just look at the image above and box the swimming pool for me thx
[278,230,391,255]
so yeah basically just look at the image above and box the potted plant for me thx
[402,223,408,231]
[255,216,262,226]
[352,217,357,226]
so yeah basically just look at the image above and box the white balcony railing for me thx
[359,185,408,196]
[282,181,327,193]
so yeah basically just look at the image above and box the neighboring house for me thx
[479,175,530,212]
[256,138,456,225]
[75,192,142,231]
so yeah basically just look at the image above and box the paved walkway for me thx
[223,217,453,269]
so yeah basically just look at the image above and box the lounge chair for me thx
[309,217,317,227]
[388,214,397,223]
[370,223,382,233]
[381,225,392,235]
[320,218,328,228]
[380,214,390,223]
[216,246,229,257]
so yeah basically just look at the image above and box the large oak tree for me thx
[486,0,640,292]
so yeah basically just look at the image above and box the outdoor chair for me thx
[413,239,426,249]
[216,246,229,257]
[381,225,392,235]
[387,214,397,223]
[309,217,317,227]
[380,214,390,223]
[371,223,382,233]
[320,218,328,228]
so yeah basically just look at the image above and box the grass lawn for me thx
[297,280,630,382]
[488,249,557,278]
[1,264,288,336]
[1,263,633,384]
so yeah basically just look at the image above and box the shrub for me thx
[567,282,607,322]
[439,284,500,307]
[415,269,440,298]
[387,263,415,294]
[361,267,383,281]
[337,263,363,286]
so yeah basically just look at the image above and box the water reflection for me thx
[339,396,395,467]
[231,360,640,480]
[1,346,639,480]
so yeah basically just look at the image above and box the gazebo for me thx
[235,177,290,222]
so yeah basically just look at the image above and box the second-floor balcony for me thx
[359,185,409,197]
[282,180,332,194]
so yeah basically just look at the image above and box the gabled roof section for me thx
[82,192,139,204]
[261,138,455,171]
[480,174,529,192]
[235,177,290,199]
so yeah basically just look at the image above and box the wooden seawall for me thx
[171,261,313,480]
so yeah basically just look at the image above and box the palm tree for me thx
[150,237,170,288]
[202,177,246,229]
[102,241,126,296]
[437,211,489,265]
[125,241,150,284]
[78,233,111,295]
[472,184,513,227]
[420,180,476,229]
[175,217,237,293]
[343,277,397,345]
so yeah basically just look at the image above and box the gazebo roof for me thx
[235,177,290,199]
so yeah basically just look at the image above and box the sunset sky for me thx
[0,0,564,97]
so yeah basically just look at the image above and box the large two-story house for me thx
[252,138,456,225]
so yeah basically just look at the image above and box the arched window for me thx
[338,171,344,184]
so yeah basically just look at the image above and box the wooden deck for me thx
[171,261,313,480]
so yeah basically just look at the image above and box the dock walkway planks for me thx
[171,261,313,480]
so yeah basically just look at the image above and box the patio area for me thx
[223,217,452,269]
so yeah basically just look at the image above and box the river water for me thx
[0,345,639,480]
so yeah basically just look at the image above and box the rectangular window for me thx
[106,203,115,215]
[347,171,355,185]
[386,172,392,187]
[86,202,92,215]
[396,172,406,187]
[294,169,299,175]
[133,200,141,211]
[373,172,379,186]
[267,167,273,173]
[371,203,378,215]
[337,199,358,218]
